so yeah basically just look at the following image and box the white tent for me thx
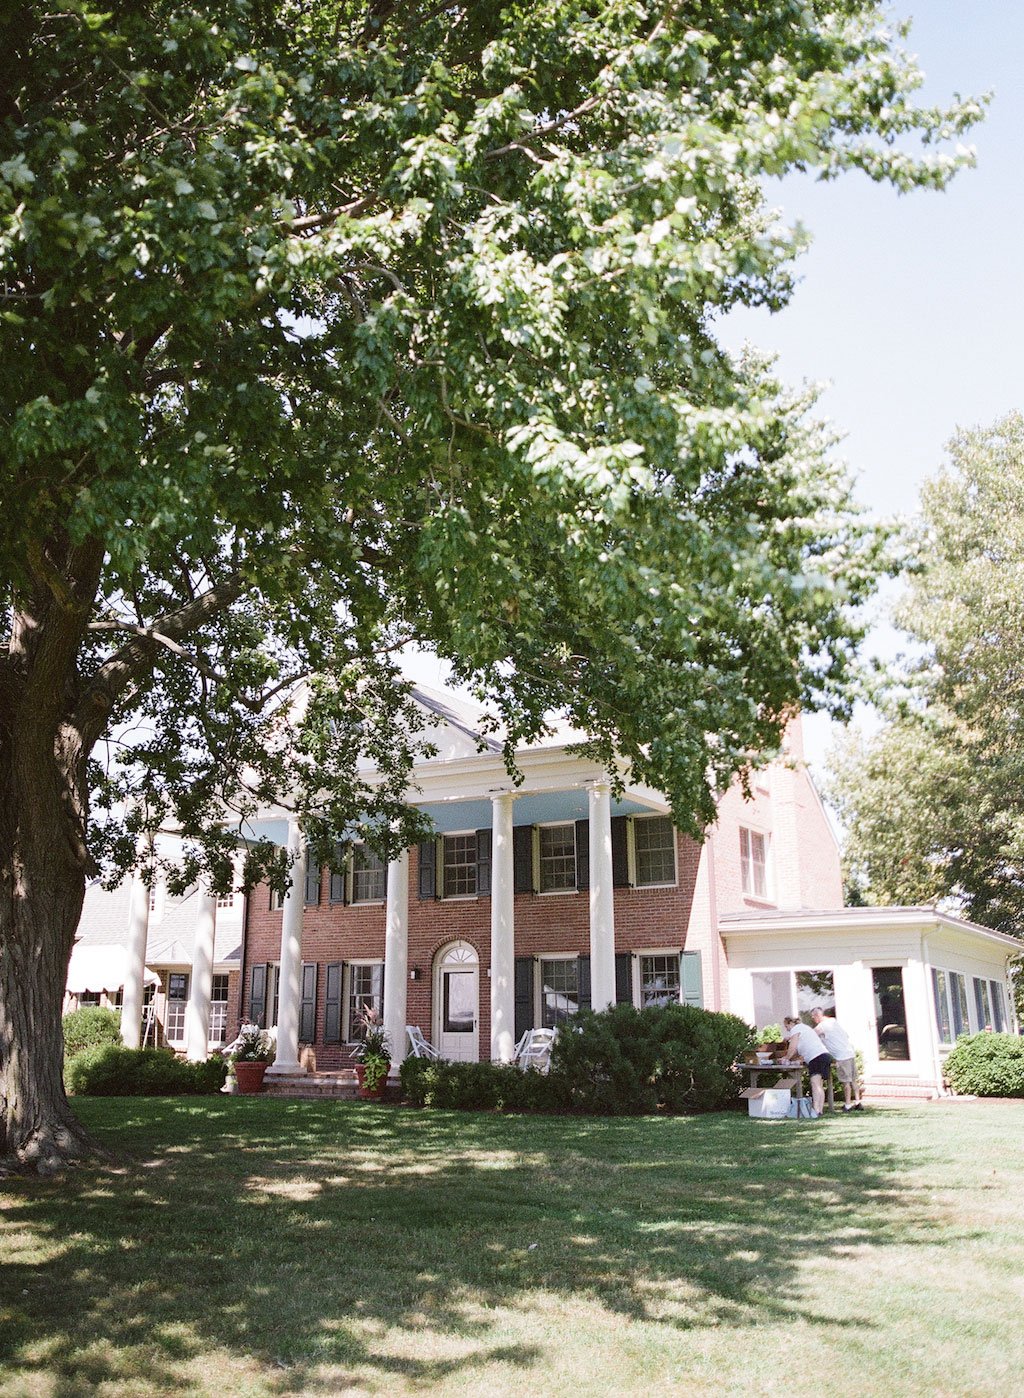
[66,944,159,995]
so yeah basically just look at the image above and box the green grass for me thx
[2,1099,1023,1396]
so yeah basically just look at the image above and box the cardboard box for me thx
[742,1087,792,1119]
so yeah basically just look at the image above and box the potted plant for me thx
[353,1007,391,1099]
[230,1024,275,1094]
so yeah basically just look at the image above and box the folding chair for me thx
[406,1025,441,1060]
[513,1026,557,1073]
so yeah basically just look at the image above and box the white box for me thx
[745,1088,792,1119]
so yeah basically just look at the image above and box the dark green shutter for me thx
[417,839,436,899]
[329,841,347,904]
[304,853,321,905]
[475,828,492,896]
[299,963,317,1042]
[249,963,267,1028]
[577,955,592,1011]
[514,957,534,1043]
[615,953,632,1005]
[611,817,630,887]
[324,962,343,1044]
[575,819,589,890]
[513,826,533,893]
[681,950,703,1007]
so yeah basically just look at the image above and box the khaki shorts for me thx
[835,1057,857,1084]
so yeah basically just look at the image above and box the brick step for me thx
[862,1079,941,1101]
[261,1071,360,1100]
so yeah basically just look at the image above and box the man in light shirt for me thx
[811,1006,863,1111]
[782,1016,832,1116]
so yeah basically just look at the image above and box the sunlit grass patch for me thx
[1,1099,1022,1396]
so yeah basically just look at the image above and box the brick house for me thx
[239,686,833,1066]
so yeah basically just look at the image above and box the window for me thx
[148,886,158,913]
[442,833,477,898]
[638,953,680,1009]
[539,958,580,1027]
[740,828,768,899]
[538,824,576,893]
[209,973,229,1044]
[796,969,836,1019]
[992,982,1007,1033]
[974,976,993,1031]
[79,990,100,1008]
[633,817,676,887]
[932,968,953,1045]
[165,972,188,1044]
[346,962,383,1042]
[949,971,969,1037]
[217,891,235,909]
[352,844,386,903]
[752,971,793,1030]
[982,979,1007,1033]
[269,886,284,911]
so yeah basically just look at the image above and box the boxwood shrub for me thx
[400,1004,755,1115]
[66,1045,228,1096]
[943,1033,1024,1098]
[62,1006,122,1061]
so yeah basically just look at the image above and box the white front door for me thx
[435,942,479,1062]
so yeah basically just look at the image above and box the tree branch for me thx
[76,572,247,748]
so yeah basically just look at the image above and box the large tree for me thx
[829,413,1024,941]
[1,1,976,1171]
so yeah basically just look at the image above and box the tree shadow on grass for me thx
[0,1099,954,1395]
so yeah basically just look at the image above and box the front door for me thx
[871,966,910,1061]
[435,942,479,1062]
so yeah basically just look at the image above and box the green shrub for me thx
[552,1003,755,1114]
[944,1033,1024,1098]
[66,1045,228,1096]
[62,1006,122,1061]
[398,1056,568,1113]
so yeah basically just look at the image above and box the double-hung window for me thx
[538,824,576,893]
[209,973,229,1044]
[346,962,383,1041]
[638,953,680,1008]
[443,833,477,897]
[633,817,676,887]
[539,957,580,1027]
[352,844,386,903]
[740,827,768,899]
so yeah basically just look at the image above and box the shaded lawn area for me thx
[2,1100,1023,1397]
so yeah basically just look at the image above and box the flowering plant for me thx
[353,1006,391,1091]
[230,1024,275,1064]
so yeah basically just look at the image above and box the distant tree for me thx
[1,1,977,1171]
[828,415,1024,973]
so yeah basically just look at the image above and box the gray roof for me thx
[77,878,243,968]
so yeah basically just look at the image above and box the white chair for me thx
[406,1025,441,1060]
[513,1026,557,1073]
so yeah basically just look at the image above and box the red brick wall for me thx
[242,833,704,1066]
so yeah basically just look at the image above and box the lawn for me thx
[1,1099,1022,1397]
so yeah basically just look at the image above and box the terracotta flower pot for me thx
[234,1061,269,1095]
[355,1062,390,1099]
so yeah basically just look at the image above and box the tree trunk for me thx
[0,848,95,1173]
[1,575,101,1173]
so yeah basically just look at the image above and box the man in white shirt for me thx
[782,1016,832,1116]
[811,1006,863,1111]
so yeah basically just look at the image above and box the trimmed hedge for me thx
[400,1004,755,1115]
[944,1033,1024,1098]
[62,1006,122,1061]
[66,1045,228,1096]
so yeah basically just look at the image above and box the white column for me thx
[589,780,616,1012]
[186,883,218,1062]
[383,847,410,1076]
[491,792,516,1063]
[121,847,152,1050]
[267,821,306,1075]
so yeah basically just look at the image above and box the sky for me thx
[718,1,1024,773]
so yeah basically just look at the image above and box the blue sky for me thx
[721,2,1024,771]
